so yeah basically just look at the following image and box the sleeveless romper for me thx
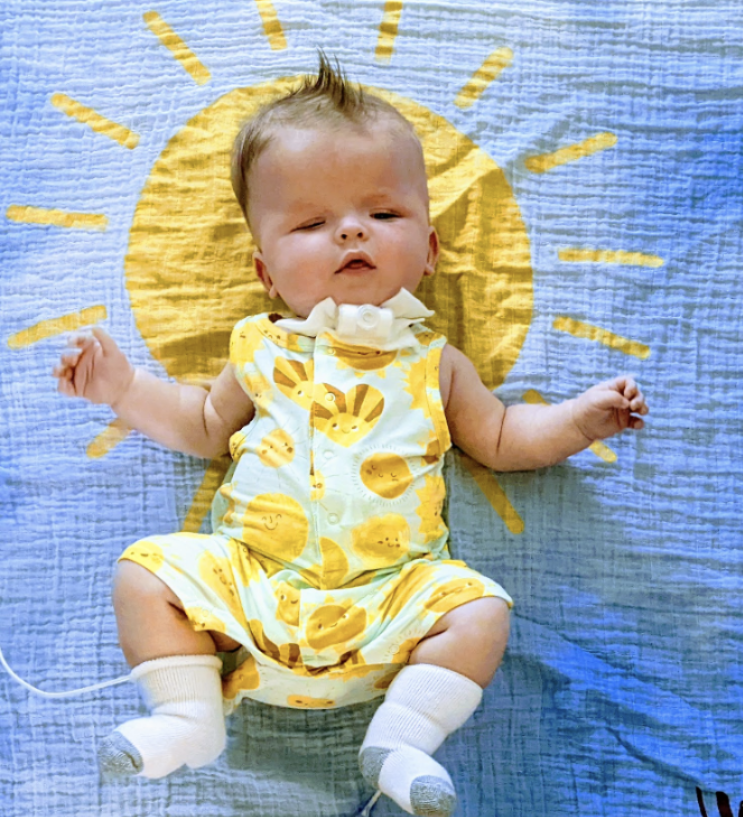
[120,312,512,711]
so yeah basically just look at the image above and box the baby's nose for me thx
[336,218,367,242]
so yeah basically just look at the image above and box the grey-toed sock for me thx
[98,654,225,780]
[358,663,482,816]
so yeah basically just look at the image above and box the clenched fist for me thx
[53,327,135,407]
[571,376,649,442]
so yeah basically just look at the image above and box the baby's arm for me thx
[53,328,254,459]
[441,345,648,472]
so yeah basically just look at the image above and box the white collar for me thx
[274,288,434,350]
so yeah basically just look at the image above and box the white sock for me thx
[359,663,483,817]
[98,654,226,779]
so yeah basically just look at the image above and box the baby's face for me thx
[248,122,438,317]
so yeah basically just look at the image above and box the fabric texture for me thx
[1,1,741,816]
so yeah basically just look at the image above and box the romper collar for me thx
[274,288,434,350]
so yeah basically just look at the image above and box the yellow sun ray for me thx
[182,459,231,532]
[50,93,139,149]
[7,305,108,349]
[454,47,513,109]
[143,11,211,85]
[86,418,133,459]
[376,1,403,64]
[553,316,651,360]
[558,248,664,268]
[525,132,617,174]
[254,0,287,50]
[461,454,524,535]
[6,205,107,231]
[522,389,616,463]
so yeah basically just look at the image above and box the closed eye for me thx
[294,220,324,231]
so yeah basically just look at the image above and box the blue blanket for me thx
[1,1,741,815]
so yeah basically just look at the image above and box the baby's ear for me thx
[254,252,278,298]
[424,227,439,276]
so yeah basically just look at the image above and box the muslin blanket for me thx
[1,1,741,815]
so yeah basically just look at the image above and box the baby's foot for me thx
[98,654,225,780]
[97,708,225,779]
[98,731,143,777]
[360,745,456,817]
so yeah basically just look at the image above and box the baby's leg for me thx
[113,560,240,665]
[99,561,240,779]
[360,597,510,817]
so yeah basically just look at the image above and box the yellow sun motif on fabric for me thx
[228,538,257,587]
[423,577,486,612]
[273,358,315,410]
[231,321,265,367]
[415,475,447,543]
[333,345,398,372]
[223,653,261,698]
[305,602,367,652]
[275,581,301,626]
[249,618,302,668]
[391,636,422,664]
[301,537,350,590]
[240,492,309,561]
[123,80,532,390]
[9,23,656,539]
[313,383,385,447]
[310,464,326,501]
[402,356,429,413]
[246,373,273,415]
[352,514,411,569]
[257,428,295,468]
[379,562,442,621]
[121,540,165,572]
[198,550,249,628]
[360,452,413,499]
[287,694,336,709]
[185,606,227,635]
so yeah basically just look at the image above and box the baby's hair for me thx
[231,52,419,226]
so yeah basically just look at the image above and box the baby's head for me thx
[231,54,438,317]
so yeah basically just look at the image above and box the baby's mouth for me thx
[336,253,375,273]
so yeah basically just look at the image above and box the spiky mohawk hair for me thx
[231,52,418,226]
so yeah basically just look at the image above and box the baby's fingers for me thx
[629,391,648,414]
[65,330,97,351]
[57,347,83,369]
[55,371,78,397]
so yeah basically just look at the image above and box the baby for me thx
[54,56,648,817]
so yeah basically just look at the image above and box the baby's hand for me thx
[53,327,135,407]
[571,375,649,442]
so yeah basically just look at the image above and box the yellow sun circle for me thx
[125,79,532,389]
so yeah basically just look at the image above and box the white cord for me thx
[0,642,132,699]
[358,790,382,817]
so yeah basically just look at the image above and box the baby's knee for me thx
[476,596,511,644]
[112,559,177,609]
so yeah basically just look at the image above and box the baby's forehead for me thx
[246,117,430,220]
[271,115,416,151]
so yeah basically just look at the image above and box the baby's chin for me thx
[290,288,406,316]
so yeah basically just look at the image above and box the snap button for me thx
[359,306,377,327]
[327,349,336,356]
[325,392,336,402]
[323,450,333,460]
[328,513,339,524]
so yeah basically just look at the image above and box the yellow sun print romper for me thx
[120,298,512,711]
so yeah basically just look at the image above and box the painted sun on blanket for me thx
[7,3,656,538]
